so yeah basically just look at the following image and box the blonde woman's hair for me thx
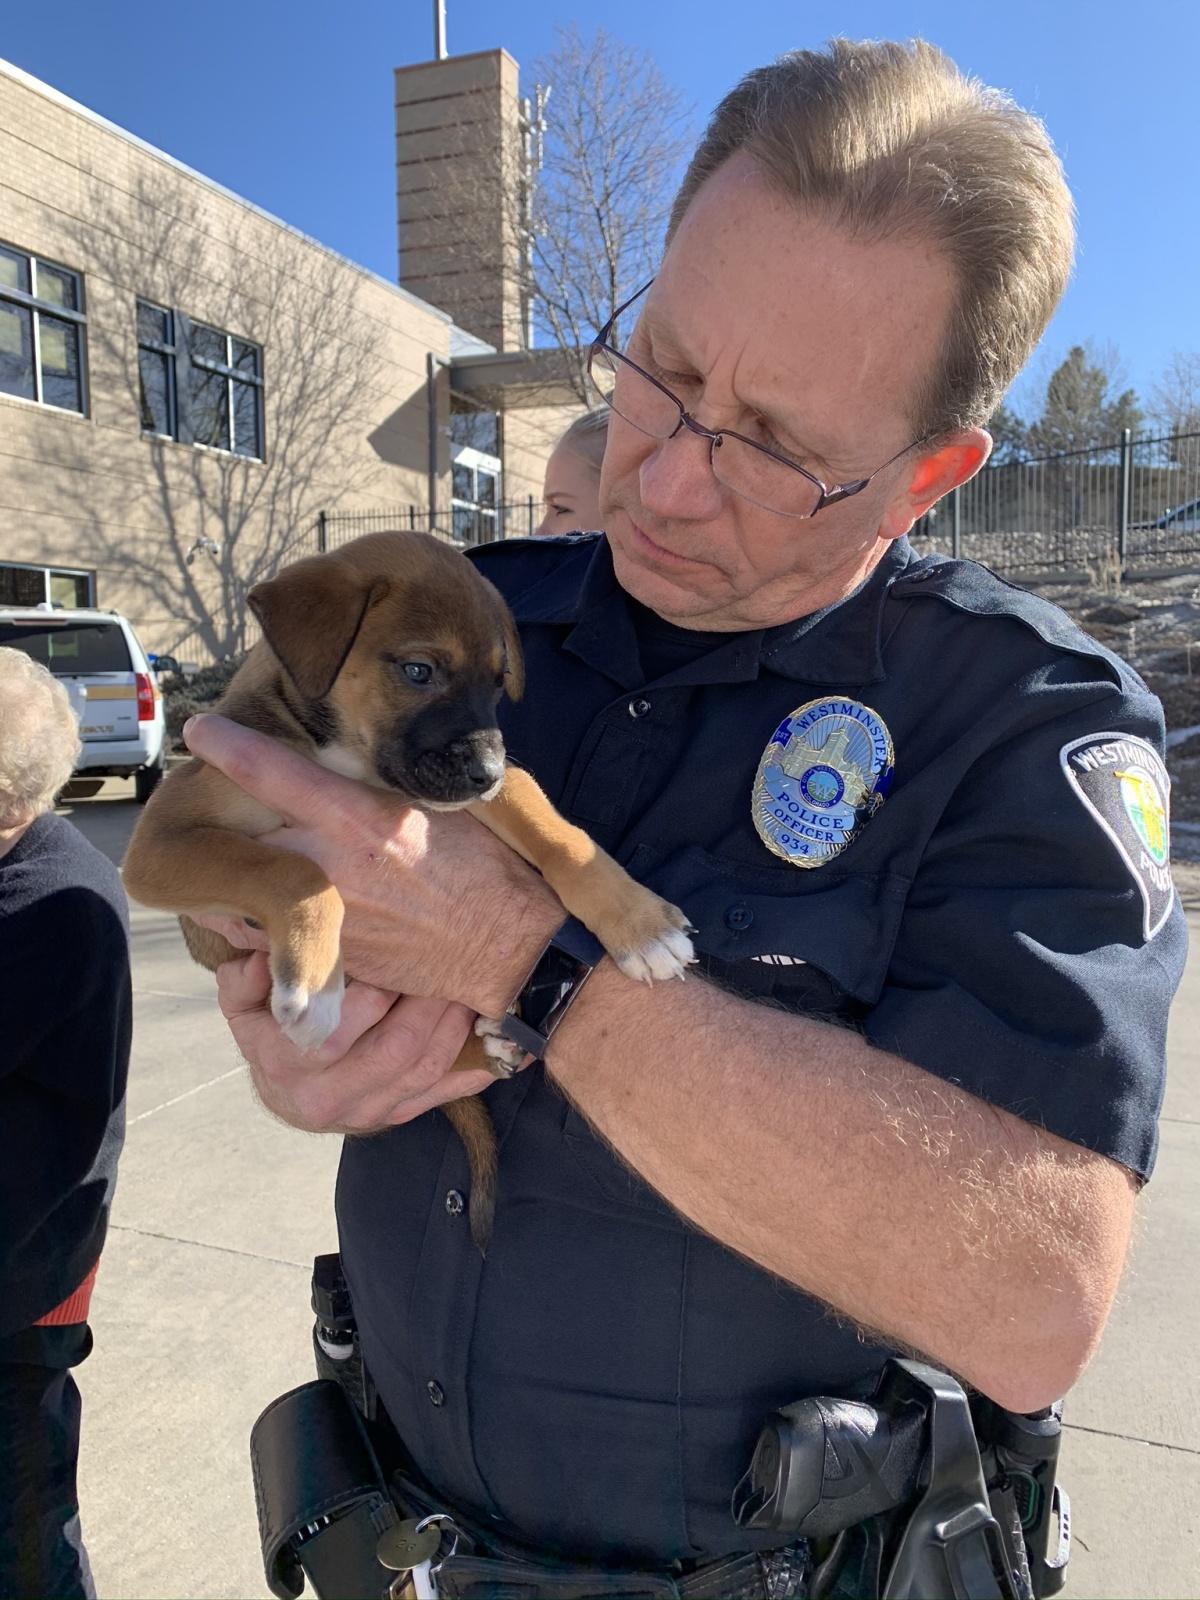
[669,38,1075,437]
[558,407,610,474]
[0,647,82,827]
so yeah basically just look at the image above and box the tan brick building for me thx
[0,50,584,664]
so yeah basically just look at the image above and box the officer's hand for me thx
[217,951,496,1133]
[184,714,562,1018]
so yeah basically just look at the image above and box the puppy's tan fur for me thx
[123,531,692,1248]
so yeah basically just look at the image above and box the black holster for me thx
[250,1379,400,1600]
[732,1359,1070,1600]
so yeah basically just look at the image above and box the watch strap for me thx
[498,916,604,1059]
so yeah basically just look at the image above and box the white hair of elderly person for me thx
[0,647,82,850]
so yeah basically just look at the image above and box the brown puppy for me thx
[123,531,693,1247]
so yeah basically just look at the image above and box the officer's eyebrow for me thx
[638,304,847,469]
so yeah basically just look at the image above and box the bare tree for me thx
[16,169,395,660]
[422,27,691,403]
[1148,350,1200,441]
[528,26,693,398]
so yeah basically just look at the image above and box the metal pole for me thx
[426,353,441,524]
[317,510,327,554]
[433,0,447,59]
[951,485,961,560]
[1117,427,1132,567]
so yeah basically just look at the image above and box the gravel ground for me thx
[1021,567,1200,846]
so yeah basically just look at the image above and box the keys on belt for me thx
[377,1514,462,1599]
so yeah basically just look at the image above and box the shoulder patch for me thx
[1060,732,1174,939]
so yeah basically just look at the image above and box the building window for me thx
[451,447,502,547]
[136,299,264,460]
[137,300,177,438]
[0,561,95,608]
[0,243,86,414]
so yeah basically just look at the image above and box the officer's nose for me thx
[637,423,726,526]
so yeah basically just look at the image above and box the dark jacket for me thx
[0,812,131,1335]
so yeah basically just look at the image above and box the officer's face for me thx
[600,152,988,630]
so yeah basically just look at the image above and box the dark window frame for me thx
[0,560,97,608]
[0,241,88,415]
[137,299,178,440]
[136,299,265,461]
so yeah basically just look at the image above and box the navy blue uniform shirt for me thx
[337,533,1186,1567]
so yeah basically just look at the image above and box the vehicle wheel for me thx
[135,755,165,803]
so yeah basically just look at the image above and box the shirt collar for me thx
[506,534,914,690]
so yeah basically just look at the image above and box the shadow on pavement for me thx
[56,779,142,869]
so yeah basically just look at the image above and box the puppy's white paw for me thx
[614,926,696,985]
[474,1014,526,1078]
[272,976,345,1052]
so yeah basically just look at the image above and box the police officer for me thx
[189,37,1186,1591]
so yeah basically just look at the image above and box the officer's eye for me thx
[400,661,433,685]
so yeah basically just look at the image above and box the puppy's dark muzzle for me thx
[401,734,506,804]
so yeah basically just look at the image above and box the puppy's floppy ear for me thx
[248,555,389,701]
[483,579,524,701]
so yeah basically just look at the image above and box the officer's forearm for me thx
[545,959,1136,1413]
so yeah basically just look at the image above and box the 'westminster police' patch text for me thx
[1060,732,1174,940]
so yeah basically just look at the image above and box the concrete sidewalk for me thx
[63,782,1199,1599]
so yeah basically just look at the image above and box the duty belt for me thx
[250,1379,810,1600]
[250,1256,1069,1600]
[384,1462,810,1600]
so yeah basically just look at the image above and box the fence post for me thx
[951,486,961,560]
[317,510,327,553]
[1117,427,1132,568]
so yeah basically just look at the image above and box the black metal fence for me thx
[310,497,544,555]
[912,429,1200,574]
[310,430,1200,579]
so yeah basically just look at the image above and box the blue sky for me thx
[4,0,1197,416]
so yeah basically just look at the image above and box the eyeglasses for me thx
[587,280,925,521]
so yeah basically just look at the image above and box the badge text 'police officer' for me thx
[1061,731,1174,940]
[753,698,894,867]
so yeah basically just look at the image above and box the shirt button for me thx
[445,1189,464,1217]
[628,698,652,718]
[725,905,754,931]
[426,1380,445,1407]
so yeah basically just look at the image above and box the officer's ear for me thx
[881,429,991,540]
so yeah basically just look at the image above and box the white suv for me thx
[0,605,167,802]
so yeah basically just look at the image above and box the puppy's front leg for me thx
[469,766,694,984]
[123,821,346,1050]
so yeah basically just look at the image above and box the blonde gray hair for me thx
[557,407,610,474]
[0,647,82,827]
[669,38,1075,437]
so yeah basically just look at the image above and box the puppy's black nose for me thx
[465,752,505,791]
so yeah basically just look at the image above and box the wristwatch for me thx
[498,917,605,1059]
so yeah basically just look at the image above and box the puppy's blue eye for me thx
[401,662,433,685]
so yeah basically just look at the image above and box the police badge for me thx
[753,698,894,867]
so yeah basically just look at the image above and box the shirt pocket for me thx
[623,841,912,1009]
